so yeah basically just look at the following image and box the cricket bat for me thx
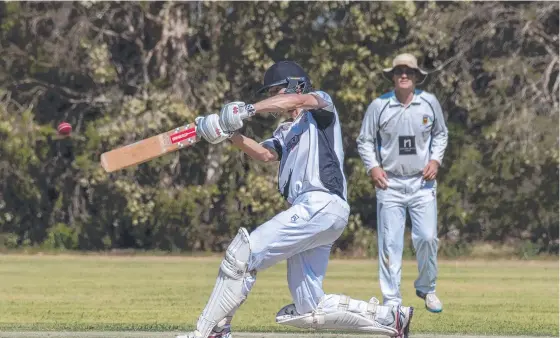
[100,122,199,173]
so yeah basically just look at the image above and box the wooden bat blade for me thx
[100,124,199,173]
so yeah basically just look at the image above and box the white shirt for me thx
[356,89,449,176]
[261,91,347,204]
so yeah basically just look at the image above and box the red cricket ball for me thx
[57,122,72,136]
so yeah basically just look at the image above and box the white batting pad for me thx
[275,294,408,337]
[196,227,252,337]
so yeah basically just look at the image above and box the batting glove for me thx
[195,114,230,144]
[219,102,257,132]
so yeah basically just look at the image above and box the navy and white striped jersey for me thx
[261,91,347,204]
[356,89,448,176]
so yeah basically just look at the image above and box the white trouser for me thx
[376,172,439,306]
[246,190,350,314]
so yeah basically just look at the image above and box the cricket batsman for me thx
[176,60,415,338]
[356,53,449,313]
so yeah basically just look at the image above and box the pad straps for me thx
[365,297,379,320]
[338,295,350,311]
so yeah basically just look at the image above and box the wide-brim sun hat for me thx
[382,53,428,84]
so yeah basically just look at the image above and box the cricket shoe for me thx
[209,325,232,338]
[416,290,443,313]
[372,298,414,338]
[176,325,231,338]
[393,304,414,338]
[175,331,203,338]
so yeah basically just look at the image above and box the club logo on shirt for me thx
[279,123,291,131]
[399,136,417,155]
[285,134,301,153]
[422,115,430,125]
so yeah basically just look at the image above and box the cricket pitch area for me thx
[0,255,557,338]
[0,333,554,338]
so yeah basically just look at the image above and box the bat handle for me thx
[194,116,205,140]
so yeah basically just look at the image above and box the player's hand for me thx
[196,114,230,144]
[423,160,440,181]
[370,167,389,190]
[219,102,247,132]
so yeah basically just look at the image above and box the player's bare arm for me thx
[252,93,329,115]
[230,132,278,162]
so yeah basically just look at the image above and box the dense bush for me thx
[0,1,557,256]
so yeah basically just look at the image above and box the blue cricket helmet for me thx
[256,61,313,95]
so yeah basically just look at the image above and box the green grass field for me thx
[0,254,557,336]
